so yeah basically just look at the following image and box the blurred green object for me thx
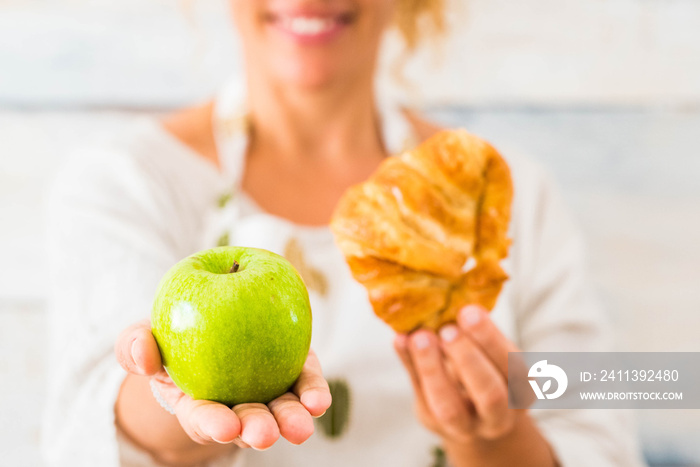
[431,445,447,467]
[317,378,351,439]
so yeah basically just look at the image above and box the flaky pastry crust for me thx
[330,129,513,333]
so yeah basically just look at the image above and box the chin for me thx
[272,58,356,90]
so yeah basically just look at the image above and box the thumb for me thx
[116,319,162,376]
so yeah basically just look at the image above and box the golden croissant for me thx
[330,129,513,333]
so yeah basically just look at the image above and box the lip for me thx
[265,9,355,45]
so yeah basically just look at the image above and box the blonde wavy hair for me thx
[394,0,447,50]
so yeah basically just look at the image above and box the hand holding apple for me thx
[115,319,331,449]
[114,245,330,450]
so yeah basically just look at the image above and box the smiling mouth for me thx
[266,11,355,40]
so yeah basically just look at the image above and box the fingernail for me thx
[439,325,459,343]
[395,334,408,349]
[131,339,144,373]
[250,442,271,452]
[460,305,482,327]
[240,434,270,451]
[212,436,235,444]
[412,333,430,350]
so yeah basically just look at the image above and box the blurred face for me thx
[231,0,396,89]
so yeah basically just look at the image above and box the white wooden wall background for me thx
[1,0,699,107]
[1,0,699,465]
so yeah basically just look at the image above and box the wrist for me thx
[117,374,235,465]
[440,412,557,467]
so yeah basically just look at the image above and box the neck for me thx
[245,71,385,163]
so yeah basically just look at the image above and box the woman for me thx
[43,1,643,466]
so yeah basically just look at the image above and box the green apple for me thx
[151,246,312,406]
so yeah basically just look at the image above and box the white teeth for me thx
[282,16,335,35]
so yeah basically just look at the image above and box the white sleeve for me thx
[508,158,645,467]
[41,146,200,466]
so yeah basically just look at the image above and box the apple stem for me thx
[230,261,240,273]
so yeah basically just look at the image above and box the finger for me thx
[458,305,518,376]
[443,358,469,399]
[115,319,162,376]
[408,330,472,437]
[439,324,513,439]
[394,334,437,429]
[293,349,332,417]
[393,334,423,396]
[268,392,314,445]
[173,396,241,445]
[232,403,280,450]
